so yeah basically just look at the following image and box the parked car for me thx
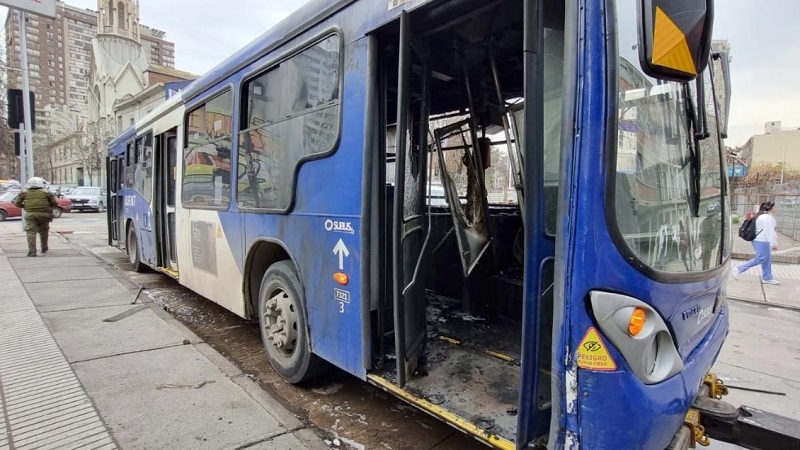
[0,191,72,221]
[46,185,65,197]
[65,186,106,212]
[0,180,21,192]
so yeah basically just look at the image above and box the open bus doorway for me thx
[154,130,179,273]
[368,0,564,445]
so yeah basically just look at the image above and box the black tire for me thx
[127,226,147,272]
[258,261,322,384]
[51,207,63,218]
[0,210,6,221]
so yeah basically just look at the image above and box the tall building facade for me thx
[741,122,800,172]
[4,1,175,119]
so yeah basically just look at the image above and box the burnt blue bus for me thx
[107,0,730,448]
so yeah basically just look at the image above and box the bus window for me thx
[182,90,233,209]
[614,0,726,274]
[134,133,153,202]
[237,34,341,211]
[126,142,135,188]
[109,159,118,194]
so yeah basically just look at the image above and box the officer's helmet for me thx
[26,177,46,189]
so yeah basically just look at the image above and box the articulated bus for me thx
[107,0,731,448]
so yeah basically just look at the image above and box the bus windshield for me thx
[613,0,727,274]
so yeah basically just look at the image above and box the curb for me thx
[727,295,800,313]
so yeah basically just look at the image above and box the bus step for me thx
[694,396,800,449]
[157,267,179,279]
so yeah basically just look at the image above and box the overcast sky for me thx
[1,0,797,147]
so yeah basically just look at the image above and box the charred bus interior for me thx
[368,0,564,443]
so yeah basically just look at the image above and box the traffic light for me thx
[7,89,35,131]
[14,133,21,156]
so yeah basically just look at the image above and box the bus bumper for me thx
[576,305,729,449]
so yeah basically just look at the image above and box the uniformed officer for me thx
[14,177,57,257]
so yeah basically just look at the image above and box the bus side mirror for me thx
[712,51,731,138]
[637,0,714,82]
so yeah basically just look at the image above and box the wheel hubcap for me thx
[263,288,299,357]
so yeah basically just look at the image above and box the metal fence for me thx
[731,189,800,241]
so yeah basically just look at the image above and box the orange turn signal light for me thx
[628,307,647,336]
[333,272,349,285]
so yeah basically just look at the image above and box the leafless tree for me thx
[742,162,800,189]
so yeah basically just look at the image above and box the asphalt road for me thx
[46,212,800,449]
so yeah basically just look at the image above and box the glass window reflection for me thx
[238,35,341,211]
[614,0,726,273]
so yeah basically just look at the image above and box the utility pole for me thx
[18,10,34,181]
[781,144,787,185]
[2,63,25,181]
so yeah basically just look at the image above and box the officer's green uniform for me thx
[14,188,57,256]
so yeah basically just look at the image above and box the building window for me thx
[118,2,126,29]
[107,0,113,26]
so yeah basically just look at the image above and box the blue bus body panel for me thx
[127,193,156,266]
[108,127,135,157]
[109,126,158,267]
[548,2,731,448]
[577,309,727,448]
[214,35,369,378]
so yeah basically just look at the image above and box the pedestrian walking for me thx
[731,201,780,285]
[13,177,57,257]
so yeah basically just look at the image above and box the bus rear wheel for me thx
[258,261,321,384]
[127,227,146,273]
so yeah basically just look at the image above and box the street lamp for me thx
[781,143,788,185]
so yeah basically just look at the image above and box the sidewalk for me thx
[728,258,800,311]
[0,222,325,450]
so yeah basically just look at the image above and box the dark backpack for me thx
[738,213,762,241]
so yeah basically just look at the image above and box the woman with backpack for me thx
[731,201,780,285]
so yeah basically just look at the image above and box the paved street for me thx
[1,211,798,449]
[712,302,800,420]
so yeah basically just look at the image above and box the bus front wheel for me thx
[258,261,321,384]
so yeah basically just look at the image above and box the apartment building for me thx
[4,1,175,119]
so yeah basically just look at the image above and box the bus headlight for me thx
[590,291,684,384]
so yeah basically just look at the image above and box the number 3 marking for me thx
[339,302,345,313]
